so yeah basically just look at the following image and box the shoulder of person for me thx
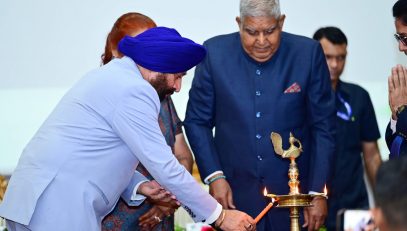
[281,32,319,47]
[101,58,159,107]
[340,81,370,98]
[204,32,240,48]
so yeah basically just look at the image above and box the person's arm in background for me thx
[362,141,382,187]
[168,96,194,173]
[173,133,193,173]
[359,85,382,186]
[303,43,336,231]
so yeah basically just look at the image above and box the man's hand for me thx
[209,178,235,209]
[389,64,407,119]
[157,204,177,217]
[138,180,180,207]
[138,205,166,231]
[303,196,327,231]
[216,209,256,231]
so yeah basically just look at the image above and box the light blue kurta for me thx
[0,56,218,230]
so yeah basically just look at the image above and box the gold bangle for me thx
[216,209,226,228]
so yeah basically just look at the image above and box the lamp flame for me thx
[263,188,268,196]
[324,184,328,196]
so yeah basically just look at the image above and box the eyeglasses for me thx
[395,33,407,46]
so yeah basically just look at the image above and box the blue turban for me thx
[118,27,206,73]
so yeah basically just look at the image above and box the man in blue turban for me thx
[0,27,255,231]
[117,27,206,102]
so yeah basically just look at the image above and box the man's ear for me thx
[279,14,286,28]
[236,16,241,29]
[112,49,122,58]
[136,64,151,81]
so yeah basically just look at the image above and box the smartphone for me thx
[336,209,372,231]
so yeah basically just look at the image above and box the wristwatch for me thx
[396,105,406,116]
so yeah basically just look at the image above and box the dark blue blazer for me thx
[386,109,407,157]
[185,32,336,230]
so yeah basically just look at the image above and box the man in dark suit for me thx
[387,0,407,158]
[184,0,336,230]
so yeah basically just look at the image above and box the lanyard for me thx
[336,92,352,121]
[390,136,403,159]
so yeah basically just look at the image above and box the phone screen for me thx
[336,209,372,231]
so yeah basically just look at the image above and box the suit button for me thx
[257,155,263,160]
[256,91,261,96]
[256,134,262,139]
[256,112,261,118]
[256,69,261,75]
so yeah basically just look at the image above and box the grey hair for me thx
[240,0,281,19]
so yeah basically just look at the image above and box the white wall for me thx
[0,0,402,174]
